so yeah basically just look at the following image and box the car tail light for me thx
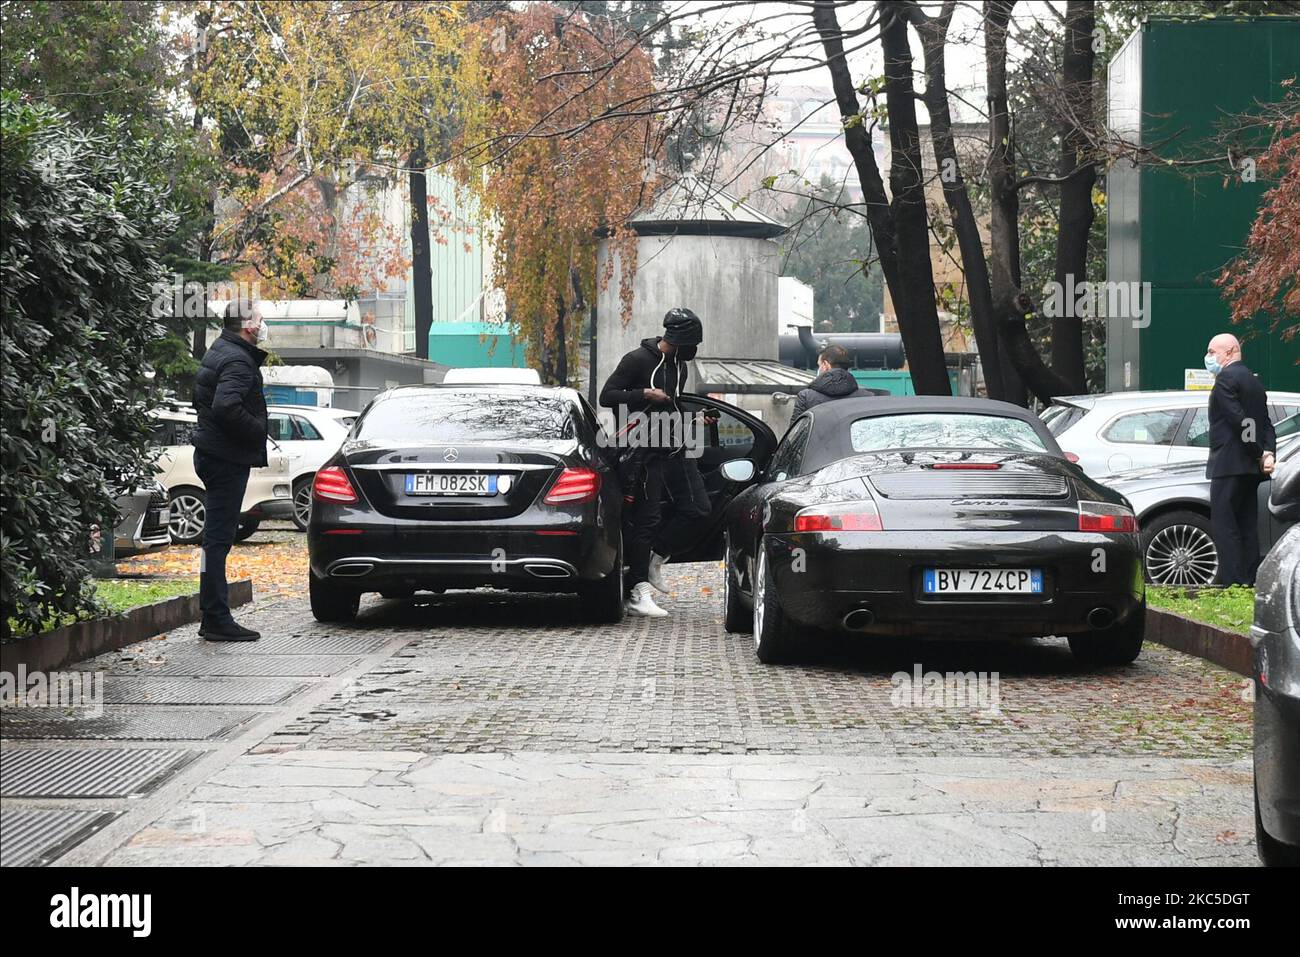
[313,466,358,504]
[931,462,1001,470]
[794,501,883,532]
[1078,501,1137,533]
[544,468,601,504]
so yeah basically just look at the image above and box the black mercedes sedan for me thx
[306,384,626,623]
[721,397,1146,666]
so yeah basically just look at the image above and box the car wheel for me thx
[1141,510,1218,586]
[291,476,313,531]
[1068,601,1145,667]
[234,517,260,543]
[723,531,749,634]
[168,488,206,545]
[310,570,360,623]
[579,535,625,624]
[753,544,797,664]
[1255,776,1300,867]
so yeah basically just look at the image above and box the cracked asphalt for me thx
[0,526,1260,866]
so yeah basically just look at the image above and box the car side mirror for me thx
[720,459,756,483]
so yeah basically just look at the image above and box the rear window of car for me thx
[1042,404,1085,436]
[849,413,1049,454]
[356,391,575,443]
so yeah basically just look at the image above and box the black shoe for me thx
[200,620,260,641]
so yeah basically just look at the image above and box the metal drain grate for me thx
[0,748,197,798]
[104,676,307,705]
[0,809,117,867]
[0,707,262,740]
[194,634,391,656]
[128,655,359,678]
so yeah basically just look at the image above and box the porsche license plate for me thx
[405,473,497,496]
[923,568,1043,594]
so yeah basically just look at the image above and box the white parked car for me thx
[441,367,542,385]
[266,404,357,529]
[1043,389,1300,479]
[150,408,294,544]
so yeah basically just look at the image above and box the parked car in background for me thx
[441,367,542,385]
[266,405,356,530]
[151,407,293,545]
[1104,434,1299,586]
[1252,518,1300,866]
[1042,389,1300,478]
[112,478,171,556]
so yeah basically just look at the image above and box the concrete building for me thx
[591,175,791,416]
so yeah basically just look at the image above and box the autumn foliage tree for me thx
[1218,85,1300,351]
[456,4,656,385]
[186,0,482,299]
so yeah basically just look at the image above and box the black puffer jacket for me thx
[791,367,865,417]
[191,330,269,467]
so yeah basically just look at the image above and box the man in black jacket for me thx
[1204,333,1276,586]
[791,344,866,418]
[190,299,270,640]
[600,308,709,618]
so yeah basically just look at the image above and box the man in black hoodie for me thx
[600,308,709,618]
[190,299,270,640]
[791,344,865,418]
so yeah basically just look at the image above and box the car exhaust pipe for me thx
[524,562,572,579]
[331,562,374,577]
[1088,606,1114,630]
[842,607,875,631]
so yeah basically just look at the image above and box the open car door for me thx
[660,393,777,563]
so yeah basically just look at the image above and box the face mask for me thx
[676,344,697,361]
[1204,353,1221,375]
[256,321,270,346]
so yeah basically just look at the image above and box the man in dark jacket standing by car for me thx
[600,308,709,618]
[791,344,866,418]
[1204,333,1276,586]
[191,299,270,640]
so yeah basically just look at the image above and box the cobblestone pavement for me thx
[1,527,1259,866]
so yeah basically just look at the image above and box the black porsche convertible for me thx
[719,396,1146,666]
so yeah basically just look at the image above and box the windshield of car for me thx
[355,391,575,443]
[849,413,1049,454]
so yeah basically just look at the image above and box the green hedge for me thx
[1,93,177,637]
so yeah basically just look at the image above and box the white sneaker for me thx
[625,582,668,618]
[647,552,670,594]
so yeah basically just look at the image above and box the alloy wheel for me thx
[1146,524,1218,586]
[169,493,205,541]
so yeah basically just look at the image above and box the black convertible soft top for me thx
[798,395,1065,472]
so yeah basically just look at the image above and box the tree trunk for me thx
[1050,0,1097,393]
[879,4,951,395]
[409,138,433,360]
[811,1,899,301]
[912,2,1005,401]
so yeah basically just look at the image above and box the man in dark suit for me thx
[1204,333,1276,586]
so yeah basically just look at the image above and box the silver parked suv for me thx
[1043,389,1299,479]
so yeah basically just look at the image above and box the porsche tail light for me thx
[1078,501,1137,533]
[313,466,358,504]
[931,462,1001,470]
[794,501,883,532]
[544,468,601,505]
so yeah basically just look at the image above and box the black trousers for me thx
[1210,473,1262,586]
[625,453,711,588]
[194,448,251,625]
